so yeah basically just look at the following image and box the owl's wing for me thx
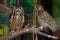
[37,10,57,32]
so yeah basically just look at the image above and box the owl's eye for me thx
[20,8,21,9]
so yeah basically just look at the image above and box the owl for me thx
[34,5,57,32]
[9,6,24,32]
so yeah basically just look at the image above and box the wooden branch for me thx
[0,24,29,40]
[0,25,59,40]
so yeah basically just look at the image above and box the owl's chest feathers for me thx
[38,12,51,27]
[15,15,21,23]
[11,15,21,22]
[16,15,19,20]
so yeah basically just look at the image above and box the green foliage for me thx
[0,24,9,37]
[24,0,38,13]
[24,0,33,13]
[52,0,60,29]
[10,0,16,8]
[0,15,9,37]
[0,15,4,23]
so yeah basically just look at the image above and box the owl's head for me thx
[35,5,44,15]
[16,6,23,15]
[12,6,23,16]
[35,5,44,11]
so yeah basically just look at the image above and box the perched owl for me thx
[34,5,57,32]
[9,6,24,32]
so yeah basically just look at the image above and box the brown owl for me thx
[35,5,57,32]
[9,6,24,32]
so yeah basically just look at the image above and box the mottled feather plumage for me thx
[9,6,24,31]
[35,5,57,32]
